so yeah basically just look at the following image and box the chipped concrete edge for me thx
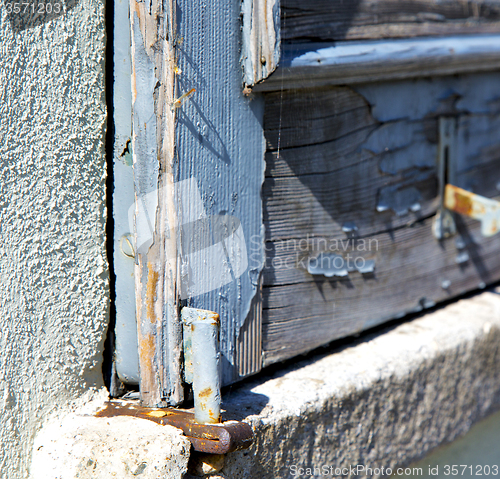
[215,288,500,478]
[30,289,500,478]
[29,389,191,479]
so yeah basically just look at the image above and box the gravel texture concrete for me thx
[0,0,107,475]
[31,413,191,478]
[212,289,500,478]
[30,289,500,478]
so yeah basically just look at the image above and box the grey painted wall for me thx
[0,0,107,475]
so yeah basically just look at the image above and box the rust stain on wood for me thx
[451,189,474,216]
[130,0,183,406]
[146,264,159,324]
[139,335,155,374]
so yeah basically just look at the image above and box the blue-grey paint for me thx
[355,73,500,221]
[131,16,158,252]
[456,251,471,264]
[175,0,266,385]
[255,34,500,92]
[307,252,375,278]
[113,1,266,387]
[356,73,500,122]
[182,308,221,424]
[284,35,500,70]
[113,0,139,384]
[377,185,422,216]
[341,222,358,233]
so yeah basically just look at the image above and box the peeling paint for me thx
[307,252,376,278]
[241,0,280,86]
[131,15,158,253]
[377,185,423,216]
[456,251,470,264]
[256,35,500,92]
[441,279,452,290]
[342,222,358,233]
[307,253,348,277]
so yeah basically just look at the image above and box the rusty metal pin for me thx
[182,308,221,424]
[96,402,253,454]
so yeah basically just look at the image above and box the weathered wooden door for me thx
[114,0,500,405]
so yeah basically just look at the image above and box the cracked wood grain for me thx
[261,78,500,365]
[242,0,281,86]
[131,0,182,407]
[282,0,500,43]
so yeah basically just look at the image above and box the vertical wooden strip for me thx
[175,0,266,384]
[242,0,281,86]
[130,0,181,407]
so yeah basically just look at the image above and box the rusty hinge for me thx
[433,117,500,239]
[96,401,253,454]
[101,308,253,454]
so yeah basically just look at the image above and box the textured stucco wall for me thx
[0,1,107,476]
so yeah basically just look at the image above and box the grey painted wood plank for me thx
[264,86,376,150]
[175,0,266,385]
[282,0,500,43]
[130,0,182,406]
[113,0,139,386]
[260,73,500,366]
[263,82,500,242]
[262,155,500,284]
[263,160,438,241]
[264,148,500,242]
[264,126,377,178]
[262,213,500,365]
[254,36,500,92]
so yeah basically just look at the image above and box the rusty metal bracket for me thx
[96,401,253,454]
[444,184,500,237]
[433,116,500,239]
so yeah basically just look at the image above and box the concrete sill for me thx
[215,288,500,478]
[32,288,500,478]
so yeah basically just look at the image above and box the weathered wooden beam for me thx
[130,0,182,407]
[174,0,267,386]
[281,0,500,43]
[254,35,500,92]
[262,213,500,365]
[260,73,500,366]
